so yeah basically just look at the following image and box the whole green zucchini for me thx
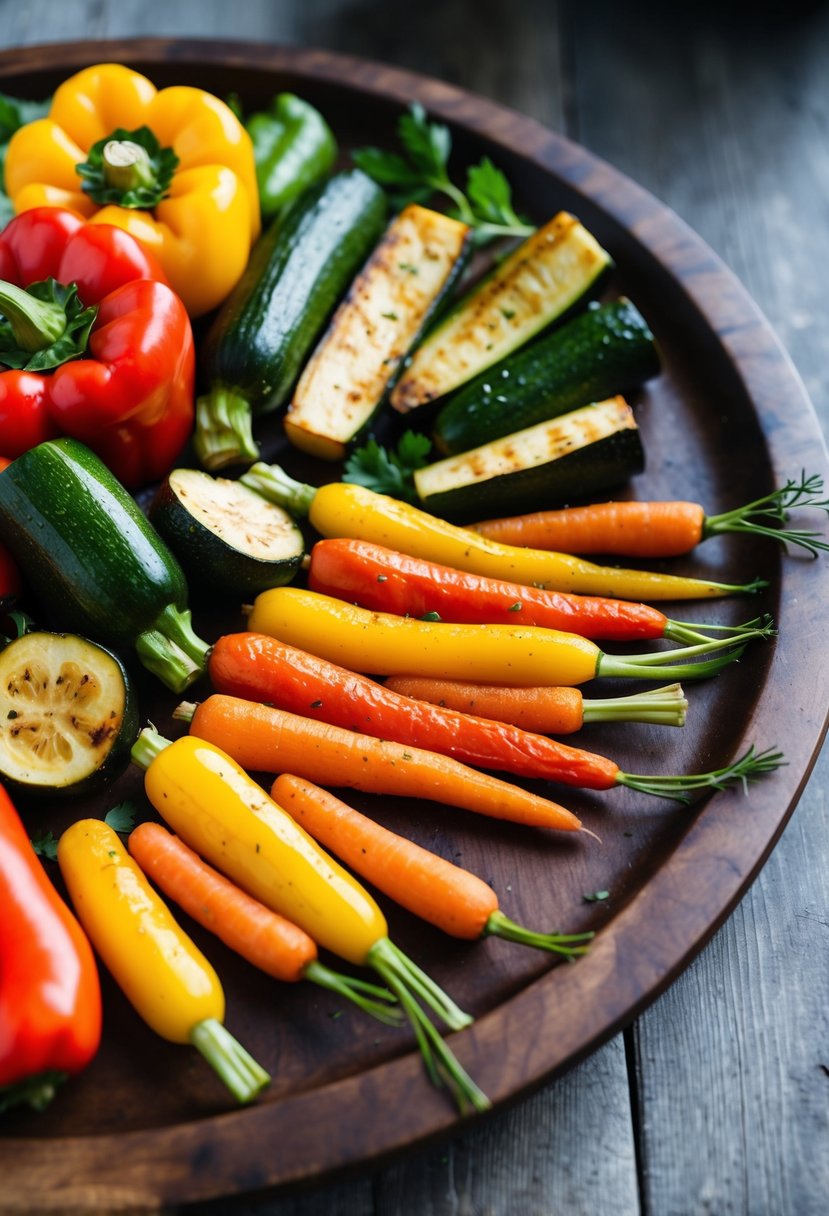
[432,297,660,455]
[194,169,388,470]
[0,439,210,692]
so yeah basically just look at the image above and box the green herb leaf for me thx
[343,431,431,501]
[466,156,526,228]
[351,146,426,189]
[583,889,610,903]
[105,801,138,835]
[30,830,59,861]
[398,103,452,180]
[351,103,534,242]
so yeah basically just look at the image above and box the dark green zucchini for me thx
[0,439,209,692]
[150,468,305,596]
[284,204,471,461]
[432,297,660,455]
[390,211,612,414]
[0,630,138,797]
[412,396,644,521]
[195,169,388,470]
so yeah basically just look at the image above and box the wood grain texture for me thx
[0,3,826,1214]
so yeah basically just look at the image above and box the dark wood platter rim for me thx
[1,37,828,1212]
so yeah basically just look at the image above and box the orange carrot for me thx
[128,822,402,1023]
[469,501,705,556]
[179,693,584,833]
[382,677,688,733]
[469,476,829,558]
[273,775,593,956]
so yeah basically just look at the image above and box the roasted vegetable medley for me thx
[2,63,826,1120]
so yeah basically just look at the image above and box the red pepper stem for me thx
[194,386,259,470]
[102,139,158,193]
[240,461,317,517]
[188,1017,270,1104]
[0,1069,67,1115]
[134,604,210,693]
[0,280,67,351]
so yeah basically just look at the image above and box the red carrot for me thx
[306,537,754,644]
[206,633,780,801]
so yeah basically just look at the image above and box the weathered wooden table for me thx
[1,2,826,1213]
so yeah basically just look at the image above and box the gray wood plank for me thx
[567,4,829,1214]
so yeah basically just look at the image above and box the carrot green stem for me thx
[663,614,774,646]
[617,744,786,803]
[597,618,774,681]
[581,683,688,727]
[702,473,829,556]
[485,911,594,957]
[240,461,316,517]
[189,1017,270,1104]
[368,937,490,1115]
[304,959,404,1026]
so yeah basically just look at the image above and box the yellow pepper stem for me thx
[102,138,157,193]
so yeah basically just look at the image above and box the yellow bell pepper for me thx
[5,63,261,316]
[57,818,269,1103]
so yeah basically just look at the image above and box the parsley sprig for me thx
[343,431,431,501]
[352,104,534,244]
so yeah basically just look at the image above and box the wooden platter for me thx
[1,38,828,1214]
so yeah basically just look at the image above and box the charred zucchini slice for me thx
[285,204,471,460]
[390,211,612,413]
[150,468,305,596]
[412,395,644,521]
[0,631,137,797]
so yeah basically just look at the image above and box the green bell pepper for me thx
[246,93,337,219]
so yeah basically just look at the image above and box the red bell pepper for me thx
[0,783,102,1112]
[0,207,194,488]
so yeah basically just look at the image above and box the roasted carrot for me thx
[469,474,829,557]
[247,586,774,687]
[239,465,766,599]
[207,633,781,800]
[128,822,401,1025]
[131,730,489,1113]
[383,677,689,732]
[274,775,593,955]
[175,693,585,832]
[306,537,751,644]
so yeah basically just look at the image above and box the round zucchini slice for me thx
[150,468,305,596]
[0,632,138,797]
